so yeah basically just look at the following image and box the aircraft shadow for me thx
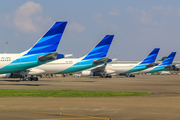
[0,83,49,86]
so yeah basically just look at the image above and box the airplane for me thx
[0,35,114,80]
[0,21,67,81]
[137,52,176,74]
[81,48,160,78]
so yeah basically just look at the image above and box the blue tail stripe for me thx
[140,48,160,64]
[90,45,104,52]
[84,52,104,58]
[83,52,107,60]
[43,22,67,37]
[88,45,110,55]
[28,43,60,53]
[27,44,59,55]
[32,34,62,48]
[83,35,114,60]
[141,54,157,63]
[35,34,60,45]
[161,52,176,65]
[24,22,67,56]
[96,35,114,47]
[28,45,52,52]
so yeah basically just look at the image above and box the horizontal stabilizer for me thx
[146,63,156,68]
[57,54,64,59]
[165,65,175,68]
[107,59,112,63]
[93,58,109,65]
[112,59,117,61]
[65,54,73,58]
[38,52,58,62]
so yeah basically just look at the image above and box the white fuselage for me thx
[0,54,20,66]
[105,62,139,73]
[0,53,22,73]
[136,67,155,73]
[33,58,81,74]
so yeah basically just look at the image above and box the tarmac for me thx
[0,75,180,120]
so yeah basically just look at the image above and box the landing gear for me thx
[20,76,29,81]
[100,74,112,78]
[119,73,135,77]
[128,74,135,77]
[105,75,112,78]
[62,74,66,77]
[34,77,38,81]
[20,76,38,81]
[30,77,38,81]
[20,77,25,81]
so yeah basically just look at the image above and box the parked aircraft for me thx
[81,48,160,78]
[137,52,176,73]
[0,35,114,80]
[0,21,67,80]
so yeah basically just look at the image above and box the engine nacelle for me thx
[11,73,22,78]
[0,73,11,78]
[27,68,45,75]
[82,71,94,76]
[82,70,103,76]
[165,65,176,68]
[104,69,115,74]
[0,73,22,78]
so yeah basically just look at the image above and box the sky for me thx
[0,0,180,60]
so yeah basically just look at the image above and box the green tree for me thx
[159,56,167,61]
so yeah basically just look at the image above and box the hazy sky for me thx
[0,0,180,60]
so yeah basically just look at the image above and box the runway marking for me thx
[34,112,111,120]
[35,118,106,120]
[35,118,92,120]
[0,109,111,120]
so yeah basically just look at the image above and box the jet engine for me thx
[82,70,104,76]
[0,73,21,78]
[82,69,115,77]
[82,71,94,76]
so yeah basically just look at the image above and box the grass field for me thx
[0,89,151,97]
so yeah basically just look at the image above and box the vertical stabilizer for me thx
[160,52,176,65]
[140,48,160,64]
[24,21,67,56]
[82,35,114,60]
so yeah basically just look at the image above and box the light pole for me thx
[5,42,8,53]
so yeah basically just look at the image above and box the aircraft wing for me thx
[146,63,156,68]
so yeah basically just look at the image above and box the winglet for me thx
[82,35,114,60]
[24,21,67,56]
[161,52,176,65]
[140,48,160,64]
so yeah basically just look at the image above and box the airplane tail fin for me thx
[82,35,114,60]
[139,48,160,64]
[161,52,176,65]
[23,21,67,56]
